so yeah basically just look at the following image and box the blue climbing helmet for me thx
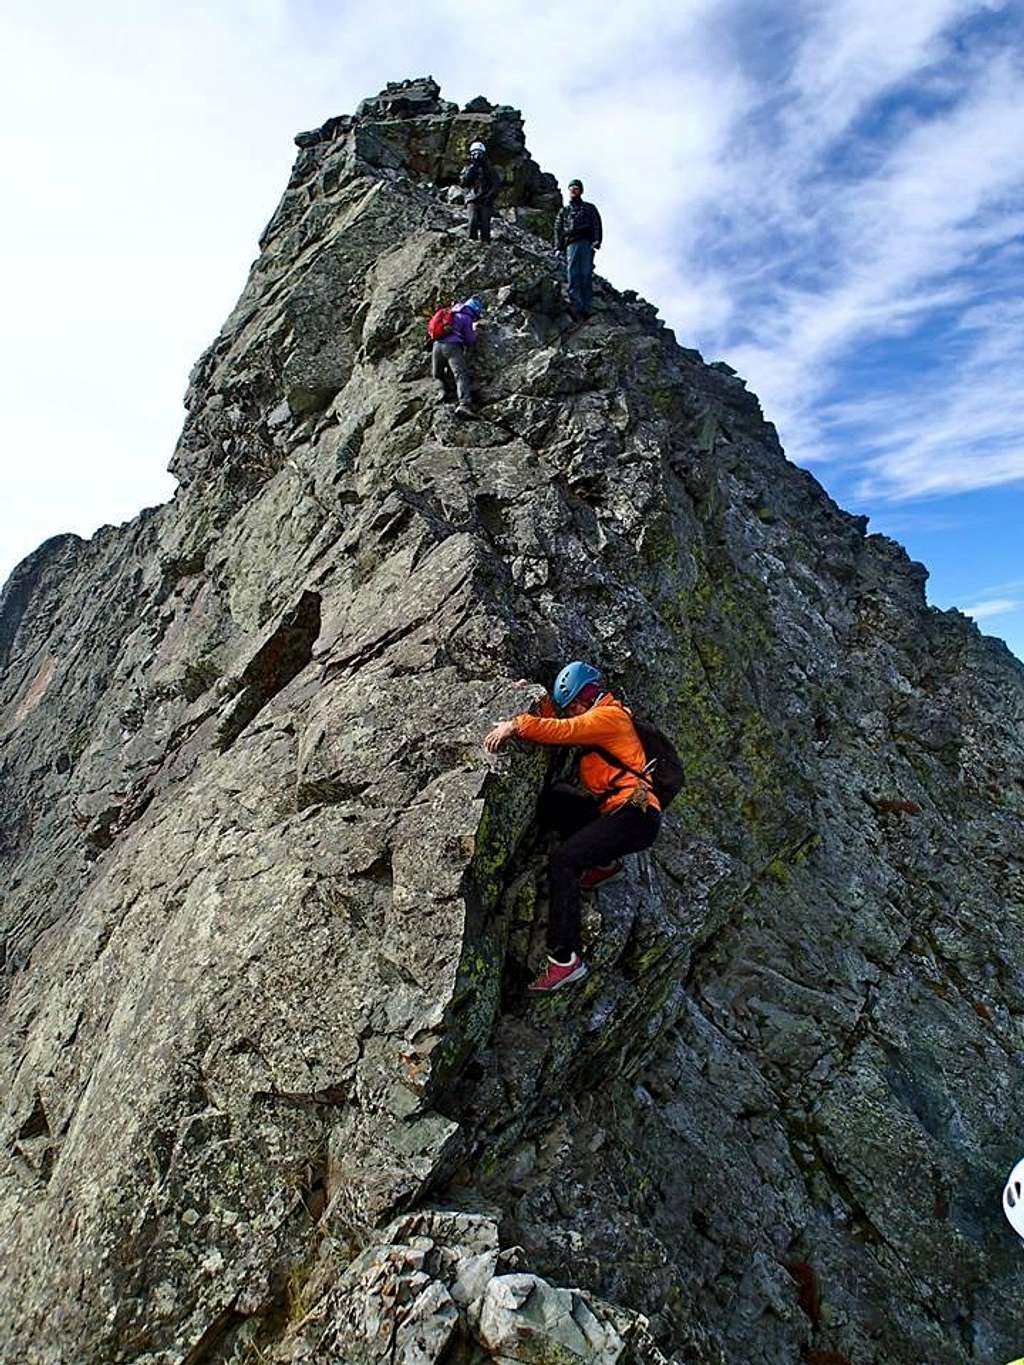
[461,296,484,317]
[553,660,602,709]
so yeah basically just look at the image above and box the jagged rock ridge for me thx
[1,77,1023,1364]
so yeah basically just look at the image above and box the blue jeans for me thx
[566,239,594,314]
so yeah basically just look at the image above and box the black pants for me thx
[468,200,493,242]
[541,785,661,960]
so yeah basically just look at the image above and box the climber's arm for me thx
[514,706,619,748]
[483,683,556,753]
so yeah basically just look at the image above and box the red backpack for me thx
[427,306,455,341]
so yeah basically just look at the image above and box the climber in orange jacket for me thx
[484,661,661,993]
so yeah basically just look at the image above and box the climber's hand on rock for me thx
[484,720,516,753]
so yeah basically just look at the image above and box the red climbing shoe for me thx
[580,861,624,892]
[528,954,589,993]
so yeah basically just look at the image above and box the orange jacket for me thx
[513,693,660,813]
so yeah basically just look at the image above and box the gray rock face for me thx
[1,78,1023,1365]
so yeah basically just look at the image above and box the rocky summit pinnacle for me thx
[1,78,1023,1365]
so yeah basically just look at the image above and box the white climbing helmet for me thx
[470,141,486,156]
[1003,1156,1024,1239]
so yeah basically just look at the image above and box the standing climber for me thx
[460,141,501,243]
[483,662,662,993]
[428,296,484,418]
[554,179,603,319]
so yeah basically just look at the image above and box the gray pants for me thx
[431,340,471,403]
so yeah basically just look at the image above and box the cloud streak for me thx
[961,597,1020,620]
[681,8,1024,505]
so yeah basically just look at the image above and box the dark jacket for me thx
[554,199,603,251]
[460,158,502,204]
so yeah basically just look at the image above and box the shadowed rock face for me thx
[1,77,1023,1365]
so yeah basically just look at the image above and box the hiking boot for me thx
[528,953,588,993]
[455,402,477,419]
[580,861,624,892]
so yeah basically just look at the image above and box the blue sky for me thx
[1,0,1022,657]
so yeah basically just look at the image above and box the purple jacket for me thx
[447,306,478,347]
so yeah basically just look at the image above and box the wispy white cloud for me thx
[816,290,1024,499]
[960,597,1020,620]
[696,27,1024,500]
[781,0,1000,148]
